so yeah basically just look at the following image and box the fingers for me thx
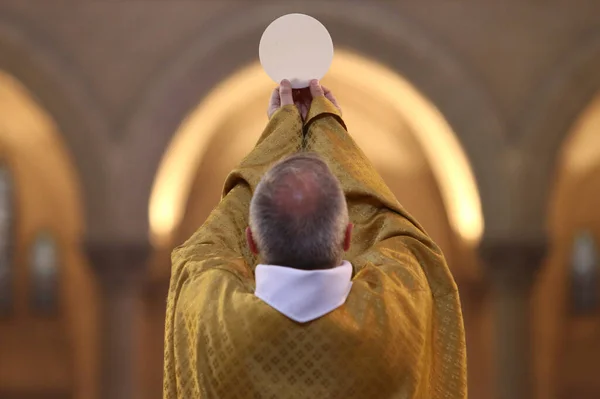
[309,79,325,98]
[321,85,337,104]
[270,87,280,107]
[271,80,340,119]
[293,98,307,120]
[267,80,296,118]
[267,87,280,118]
[310,80,341,112]
[319,83,342,114]
[279,80,294,106]
[294,98,302,116]
[300,102,308,120]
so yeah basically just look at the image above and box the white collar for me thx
[254,261,353,323]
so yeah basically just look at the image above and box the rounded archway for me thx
[145,50,491,399]
[150,49,483,251]
[124,3,507,252]
[533,91,600,399]
[0,71,98,399]
[515,33,600,239]
[0,19,110,239]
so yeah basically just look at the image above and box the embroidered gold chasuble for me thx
[163,97,467,399]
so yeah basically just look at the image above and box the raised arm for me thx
[302,81,467,397]
[302,82,448,283]
[164,82,303,399]
[171,82,303,278]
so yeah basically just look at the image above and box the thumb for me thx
[309,79,325,98]
[279,80,294,106]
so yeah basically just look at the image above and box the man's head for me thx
[246,152,352,270]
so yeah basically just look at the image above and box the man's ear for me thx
[246,227,259,255]
[343,223,353,252]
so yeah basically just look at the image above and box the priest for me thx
[163,79,467,398]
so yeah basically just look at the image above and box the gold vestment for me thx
[163,97,467,399]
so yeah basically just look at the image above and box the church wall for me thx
[532,94,600,399]
[0,1,600,398]
[532,165,600,399]
[1,0,598,237]
[0,147,72,396]
[0,72,98,399]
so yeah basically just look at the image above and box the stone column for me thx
[86,241,151,399]
[479,239,546,399]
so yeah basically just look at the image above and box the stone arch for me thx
[532,90,600,399]
[513,30,600,237]
[0,70,98,399]
[0,16,111,238]
[149,52,483,250]
[122,1,506,243]
[144,45,495,399]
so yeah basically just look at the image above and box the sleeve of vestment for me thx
[163,105,303,399]
[302,96,468,399]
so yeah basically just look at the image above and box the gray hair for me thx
[249,152,349,270]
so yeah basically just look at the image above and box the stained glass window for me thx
[0,164,13,316]
[570,231,599,315]
[30,232,59,315]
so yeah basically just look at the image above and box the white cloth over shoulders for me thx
[254,261,353,323]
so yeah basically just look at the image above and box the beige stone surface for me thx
[1,1,600,398]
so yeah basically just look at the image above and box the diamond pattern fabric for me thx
[163,98,467,399]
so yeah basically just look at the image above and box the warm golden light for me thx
[0,70,97,399]
[562,94,600,176]
[0,71,83,234]
[148,67,269,245]
[149,50,484,246]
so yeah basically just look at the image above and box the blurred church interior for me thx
[1,1,600,398]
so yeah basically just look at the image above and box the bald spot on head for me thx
[271,168,321,217]
[249,152,349,270]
